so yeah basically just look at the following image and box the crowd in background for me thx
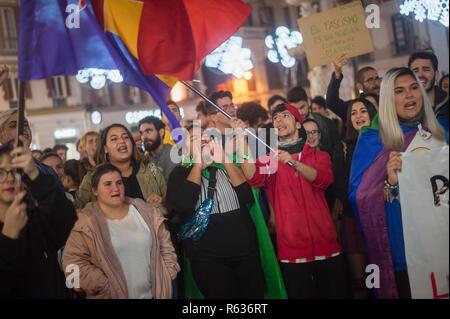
[0,50,448,299]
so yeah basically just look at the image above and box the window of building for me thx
[258,6,274,28]
[47,76,71,107]
[283,7,292,29]
[0,7,17,53]
[265,59,283,90]
[392,13,415,55]
[129,86,143,105]
[243,13,254,27]
[2,75,32,108]
[247,73,257,92]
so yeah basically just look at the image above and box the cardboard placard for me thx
[298,1,374,68]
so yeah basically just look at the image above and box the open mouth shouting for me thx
[404,100,417,110]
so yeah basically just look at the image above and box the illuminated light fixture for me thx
[76,68,124,90]
[205,36,254,79]
[54,128,77,139]
[265,26,303,68]
[400,0,449,27]
[170,82,187,103]
[91,111,102,125]
[243,71,253,80]
[125,110,154,125]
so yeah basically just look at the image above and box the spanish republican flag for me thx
[19,0,251,130]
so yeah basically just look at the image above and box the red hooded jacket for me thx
[247,144,341,261]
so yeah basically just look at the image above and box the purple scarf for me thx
[356,130,416,298]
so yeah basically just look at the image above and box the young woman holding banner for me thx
[349,67,448,299]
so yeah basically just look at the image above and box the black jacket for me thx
[0,167,77,298]
[309,113,347,206]
[326,72,352,122]
[434,86,449,121]
[166,166,257,260]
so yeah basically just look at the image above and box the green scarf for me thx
[182,158,287,299]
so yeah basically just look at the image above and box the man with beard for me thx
[139,116,178,182]
[409,51,449,121]
[325,54,381,122]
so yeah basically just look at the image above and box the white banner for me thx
[398,146,449,299]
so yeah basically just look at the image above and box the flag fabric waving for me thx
[19,0,252,131]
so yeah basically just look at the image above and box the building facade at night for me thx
[0,0,448,158]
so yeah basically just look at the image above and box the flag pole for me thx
[180,80,276,153]
[17,81,26,147]
[180,80,295,166]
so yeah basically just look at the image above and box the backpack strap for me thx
[206,167,218,199]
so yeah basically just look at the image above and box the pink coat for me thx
[62,198,180,299]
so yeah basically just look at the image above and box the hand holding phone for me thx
[1,191,28,239]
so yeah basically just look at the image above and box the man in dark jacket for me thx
[325,54,381,122]
[409,51,449,121]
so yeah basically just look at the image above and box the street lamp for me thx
[400,0,449,27]
[205,36,254,79]
[76,68,124,90]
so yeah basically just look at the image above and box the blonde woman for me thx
[78,131,100,180]
[349,67,447,299]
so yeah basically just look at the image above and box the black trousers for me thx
[190,253,265,299]
[280,254,348,299]
[395,271,412,299]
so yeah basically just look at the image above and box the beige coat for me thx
[62,198,179,299]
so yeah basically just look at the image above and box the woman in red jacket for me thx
[239,103,348,299]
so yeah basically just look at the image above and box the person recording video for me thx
[0,139,77,298]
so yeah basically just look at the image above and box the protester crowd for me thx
[0,51,448,299]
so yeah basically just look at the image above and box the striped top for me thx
[196,169,241,215]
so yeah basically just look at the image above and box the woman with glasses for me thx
[303,119,321,149]
[0,141,77,298]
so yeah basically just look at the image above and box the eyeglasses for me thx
[364,77,382,85]
[0,168,17,182]
[220,103,236,111]
[305,130,320,137]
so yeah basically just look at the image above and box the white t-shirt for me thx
[107,205,153,299]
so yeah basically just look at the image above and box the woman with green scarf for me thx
[166,125,286,299]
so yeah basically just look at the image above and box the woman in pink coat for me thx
[63,163,179,299]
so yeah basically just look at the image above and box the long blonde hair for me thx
[379,67,445,150]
